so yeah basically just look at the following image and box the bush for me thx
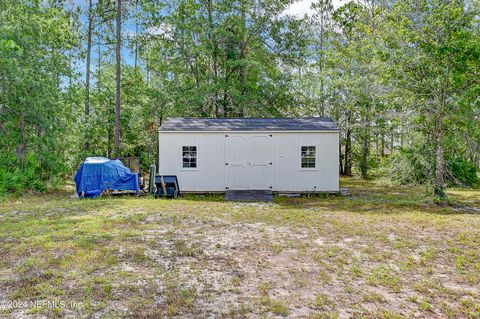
[447,157,479,188]
[0,153,57,197]
[387,148,479,189]
[388,148,431,185]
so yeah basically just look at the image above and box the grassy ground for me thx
[0,178,479,319]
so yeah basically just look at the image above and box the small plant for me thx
[407,294,419,303]
[173,240,198,257]
[310,294,336,311]
[419,300,432,312]
[362,292,386,303]
[269,299,288,317]
[350,264,363,277]
[307,311,339,319]
[317,270,332,283]
[231,275,241,287]
[460,298,480,318]
[258,281,272,295]
[440,302,457,319]
[367,266,401,292]
[164,273,196,316]
[102,284,113,296]
[270,243,283,254]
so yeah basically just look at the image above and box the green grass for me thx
[0,177,479,318]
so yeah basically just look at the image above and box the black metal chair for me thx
[154,175,180,198]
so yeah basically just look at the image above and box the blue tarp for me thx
[74,157,139,198]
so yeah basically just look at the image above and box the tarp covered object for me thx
[74,157,139,198]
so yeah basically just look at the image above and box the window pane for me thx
[182,146,197,168]
[301,146,315,168]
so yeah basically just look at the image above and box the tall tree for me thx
[384,0,478,200]
[311,0,334,117]
[84,0,94,151]
[0,0,78,183]
[114,0,122,158]
[141,0,299,118]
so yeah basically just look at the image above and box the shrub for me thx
[388,148,431,185]
[0,153,62,197]
[387,148,479,189]
[447,157,479,188]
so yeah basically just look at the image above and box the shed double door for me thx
[225,134,273,190]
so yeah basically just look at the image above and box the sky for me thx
[282,0,345,17]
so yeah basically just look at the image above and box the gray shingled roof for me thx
[159,117,339,132]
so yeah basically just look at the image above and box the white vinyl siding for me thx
[159,131,339,192]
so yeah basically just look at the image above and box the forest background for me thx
[1,0,479,201]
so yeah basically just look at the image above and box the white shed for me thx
[158,118,339,193]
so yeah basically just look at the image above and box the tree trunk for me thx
[340,113,346,175]
[344,111,352,175]
[238,26,247,117]
[134,0,139,69]
[361,104,370,179]
[114,0,122,158]
[239,67,246,117]
[205,0,220,117]
[434,105,446,200]
[97,40,102,77]
[146,52,150,84]
[319,11,325,117]
[390,131,394,155]
[223,78,229,117]
[107,127,112,159]
[381,130,385,157]
[223,58,230,117]
[84,0,93,151]
[18,111,26,171]
[339,140,344,175]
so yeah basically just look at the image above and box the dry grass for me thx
[0,178,479,318]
